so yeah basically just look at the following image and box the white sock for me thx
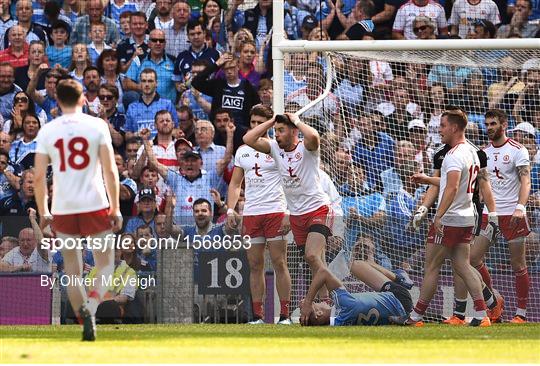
[475,309,487,319]
[86,297,100,316]
[516,308,526,318]
[410,310,423,321]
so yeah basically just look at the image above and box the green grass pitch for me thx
[1,323,539,363]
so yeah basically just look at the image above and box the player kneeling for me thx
[300,261,412,326]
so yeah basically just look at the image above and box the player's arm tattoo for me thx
[478,168,490,181]
[517,165,531,178]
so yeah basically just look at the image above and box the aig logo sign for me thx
[222,95,244,110]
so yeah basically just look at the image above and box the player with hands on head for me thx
[243,111,333,303]
[33,79,122,342]
[299,260,413,326]
[226,104,292,324]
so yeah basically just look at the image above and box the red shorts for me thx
[289,205,333,246]
[426,224,474,247]
[481,214,530,241]
[52,208,112,237]
[242,212,286,243]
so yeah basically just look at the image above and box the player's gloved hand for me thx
[411,206,428,231]
[481,212,500,242]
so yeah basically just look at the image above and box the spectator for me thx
[424,83,447,147]
[46,20,72,69]
[177,59,213,121]
[38,1,73,37]
[86,247,138,324]
[467,19,497,39]
[378,79,421,141]
[82,66,101,116]
[238,0,273,49]
[2,0,48,49]
[392,0,447,40]
[0,25,29,68]
[135,225,157,271]
[15,41,47,92]
[342,0,376,40]
[460,73,488,135]
[125,29,176,102]
[149,0,174,30]
[116,11,149,73]
[68,43,91,84]
[487,56,524,114]
[213,109,246,153]
[173,20,219,85]
[120,233,143,270]
[105,0,138,28]
[501,0,539,37]
[138,166,166,207]
[164,0,190,57]
[115,153,137,218]
[119,10,133,40]
[0,0,15,38]
[334,56,366,120]
[193,119,231,172]
[177,105,196,145]
[0,63,22,122]
[192,53,260,129]
[410,16,439,40]
[125,187,158,234]
[29,68,62,122]
[0,169,37,237]
[450,0,501,39]
[0,151,17,200]
[97,50,125,109]
[257,78,273,108]
[70,0,119,46]
[142,129,228,225]
[228,27,255,57]
[61,0,86,25]
[87,22,111,65]
[0,236,18,259]
[0,131,11,153]
[9,114,39,168]
[125,137,142,160]
[352,112,395,190]
[371,0,406,39]
[125,68,178,140]
[407,119,433,172]
[0,227,50,272]
[2,91,46,138]
[233,41,262,89]
[97,84,125,150]
[380,139,416,196]
[173,136,194,175]
[286,62,339,133]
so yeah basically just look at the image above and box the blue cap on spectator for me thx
[139,187,156,201]
[302,15,317,31]
[183,151,202,160]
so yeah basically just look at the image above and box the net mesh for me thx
[284,49,540,322]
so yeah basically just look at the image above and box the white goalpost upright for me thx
[271,0,540,323]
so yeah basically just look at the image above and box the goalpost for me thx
[271,0,540,322]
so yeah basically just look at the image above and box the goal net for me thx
[282,48,540,322]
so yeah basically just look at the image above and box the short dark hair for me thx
[192,59,210,68]
[51,20,70,34]
[130,11,147,22]
[275,114,297,129]
[193,198,212,210]
[485,109,508,124]
[442,109,468,130]
[97,49,121,75]
[120,10,133,19]
[56,79,83,107]
[177,105,194,119]
[187,19,204,33]
[250,104,273,119]
[214,108,233,119]
[155,109,172,124]
[83,66,100,77]
[140,68,157,80]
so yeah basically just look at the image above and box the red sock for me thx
[473,299,487,312]
[475,263,493,289]
[413,299,429,316]
[252,301,264,319]
[280,300,290,317]
[88,290,100,301]
[515,267,530,310]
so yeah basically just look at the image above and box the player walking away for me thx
[226,105,292,325]
[299,260,413,326]
[34,79,122,341]
[451,109,531,324]
[406,109,490,327]
[243,113,332,301]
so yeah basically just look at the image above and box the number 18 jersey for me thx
[35,112,112,215]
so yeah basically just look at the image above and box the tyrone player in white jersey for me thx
[453,109,531,323]
[226,105,292,325]
[34,79,122,341]
[243,112,332,300]
[405,109,490,327]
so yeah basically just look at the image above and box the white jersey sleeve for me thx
[234,145,286,215]
[439,142,479,227]
[35,112,112,215]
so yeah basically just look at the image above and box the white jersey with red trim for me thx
[35,112,111,215]
[439,141,480,227]
[393,0,447,39]
[268,139,330,215]
[483,138,530,215]
[234,145,286,215]
[136,139,177,194]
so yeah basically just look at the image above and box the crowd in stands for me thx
[0,0,540,322]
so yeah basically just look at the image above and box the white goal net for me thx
[282,48,540,322]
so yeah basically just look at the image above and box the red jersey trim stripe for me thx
[157,158,178,166]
